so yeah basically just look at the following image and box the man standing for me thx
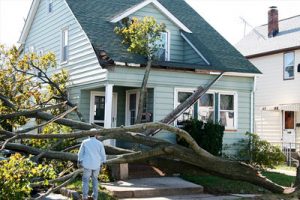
[78,132,106,200]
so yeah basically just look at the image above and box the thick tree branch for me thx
[0,92,17,110]
[107,145,171,164]
[2,122,212,158]
[144,73,224,136]
[17,105,77,134]
[136,59,152,124]
[0,102,67,120]
[5,143,77,161]
[31,169,83,188]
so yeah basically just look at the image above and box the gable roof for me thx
[110,0,192,33]
[236,15,300,57]
[19,0,261,74]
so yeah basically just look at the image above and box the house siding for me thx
[24,0,107,86]
[108,66,254,145]
[130,3,183,62]
[183,42,204,64]
[249,50,300,144]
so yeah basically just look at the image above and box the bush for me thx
[0,153,56,199]
[177,119,225,156]
[237,132,286,169]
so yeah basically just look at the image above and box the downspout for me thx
[251,75,257,133]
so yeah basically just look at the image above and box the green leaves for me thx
[114,16,166,59]
[237,132,286,169]
[0,153,57,199]
[0,45,69,129]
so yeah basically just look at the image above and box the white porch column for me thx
[104,83,115,146]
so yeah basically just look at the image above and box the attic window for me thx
[48,0,53,13]
[153,31,170,61]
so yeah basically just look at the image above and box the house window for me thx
[61,28,69,63]
[283,52,294,80]
[48,0,53,13]
[29,46,35,53]
[219,93,237,130]
[175,90,194,126]
[175,89,238,130]
[153,31,170,61]
[199,93,214,122]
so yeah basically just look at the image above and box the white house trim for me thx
[181,32,210,65]
[104,84,114,129]
[19,0,40,44]
[110,0,192,33]
[165,29,171,61]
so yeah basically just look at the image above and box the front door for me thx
[126,90,140,125]
[283,111,296,149]
[90,92,117,127]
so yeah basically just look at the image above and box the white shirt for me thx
[78,137,106,170]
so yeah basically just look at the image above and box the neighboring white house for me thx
[236,7,300,149]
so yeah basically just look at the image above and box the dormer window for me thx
[48,0,53,13]
[153,31,170,61]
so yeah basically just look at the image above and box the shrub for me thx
[177,119,225,156]
[237,132,286,169]
[0,153,56,199]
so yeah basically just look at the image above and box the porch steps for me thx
[102,177,204,199]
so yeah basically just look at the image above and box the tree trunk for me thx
[136,59,152,124]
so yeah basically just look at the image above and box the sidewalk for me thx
[119,194,241,200]
[267,168,296,177]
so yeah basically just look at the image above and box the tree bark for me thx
[136,59,152,124]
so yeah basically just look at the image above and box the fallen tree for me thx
[0,45,296,199]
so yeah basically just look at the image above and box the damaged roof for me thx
[64,0,261,74]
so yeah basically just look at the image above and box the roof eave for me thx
[18,0,40,44]
[245,45,300,59]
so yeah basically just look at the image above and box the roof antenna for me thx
[240,17,266,40]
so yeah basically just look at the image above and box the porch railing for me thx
[270,142,300,166]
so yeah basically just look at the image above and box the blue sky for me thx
[1,0,300,46]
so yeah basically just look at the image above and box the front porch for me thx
[79,84,154,147]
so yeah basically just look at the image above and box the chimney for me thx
[268,6,279,37]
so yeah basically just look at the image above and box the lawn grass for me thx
[67,178,116,200]
[262,171,295,187]
[182,171,295,195]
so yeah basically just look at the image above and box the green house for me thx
[19,0,260,150]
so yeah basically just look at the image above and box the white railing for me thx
[270,142,300,166]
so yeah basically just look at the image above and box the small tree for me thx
[236,132,285,169]
[115,16,166,123]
